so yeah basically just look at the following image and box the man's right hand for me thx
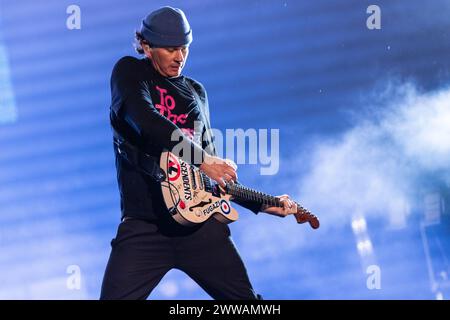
[200,154,238,187]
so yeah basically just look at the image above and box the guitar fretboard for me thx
[227,183,281,207]
[198,171,311,214]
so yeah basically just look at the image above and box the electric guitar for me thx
[159,151,320,229]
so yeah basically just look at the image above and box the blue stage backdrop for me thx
[0,0,449,299]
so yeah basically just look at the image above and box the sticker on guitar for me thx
[167,153,181,182]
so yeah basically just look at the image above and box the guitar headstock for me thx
[294,206,320,229]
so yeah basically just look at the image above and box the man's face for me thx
[144,44,189,78]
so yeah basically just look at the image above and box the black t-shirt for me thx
[149,74,204,144]
[109,56,261,221]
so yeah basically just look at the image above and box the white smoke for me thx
[298,83,450,229]
[237,83,450,264]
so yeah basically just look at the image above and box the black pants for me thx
[100,216,260,300]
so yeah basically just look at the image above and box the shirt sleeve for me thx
[231,195,263,214]
[110,57,205,165]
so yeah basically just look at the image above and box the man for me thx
[101,6,298,300]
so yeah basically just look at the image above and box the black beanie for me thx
[140,6,193,47]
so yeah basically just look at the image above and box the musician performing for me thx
[100,6,319,300]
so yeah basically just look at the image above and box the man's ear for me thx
[142,42,153,58]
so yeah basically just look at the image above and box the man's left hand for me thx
[261,194,297,217]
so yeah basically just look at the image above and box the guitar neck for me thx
[227,183,283,207]
[226,183,306,212]
[198,171,319,229]
[197,171,273,204]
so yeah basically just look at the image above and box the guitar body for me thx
[160,151,238,226]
